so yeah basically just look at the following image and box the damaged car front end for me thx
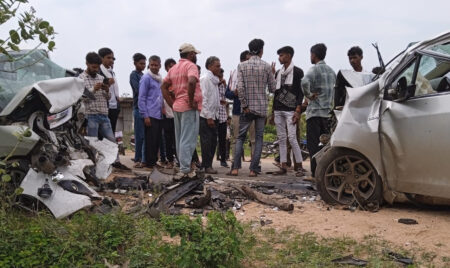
[315,32,450,206]
[0,50,117,218]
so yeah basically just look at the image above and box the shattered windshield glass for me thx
[427,42,450,56]
[0,50,67,113]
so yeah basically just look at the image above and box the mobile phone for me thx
[103,78,109,85]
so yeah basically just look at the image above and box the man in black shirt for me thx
[272,46,305,176]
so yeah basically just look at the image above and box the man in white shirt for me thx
[199,56,222,174]
[98,47,120,133]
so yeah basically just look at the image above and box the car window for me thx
[0,50,67,113]
[427,42,450,56]
[391,54,450,99]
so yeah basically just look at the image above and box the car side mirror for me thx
[394,77,416,102]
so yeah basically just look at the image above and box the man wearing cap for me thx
[161,43,202,180]
[229,38,277,177]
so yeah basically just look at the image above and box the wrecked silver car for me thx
[0,50,117,218]
[315,32,450,206]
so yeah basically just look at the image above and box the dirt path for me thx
[117,152,450,261]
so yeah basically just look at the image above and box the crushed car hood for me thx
[0,77,84,117]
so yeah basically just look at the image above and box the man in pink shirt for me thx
[161,43,202,179]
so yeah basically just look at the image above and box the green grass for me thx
[0,209,444,267]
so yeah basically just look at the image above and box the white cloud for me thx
[6,0,448,97]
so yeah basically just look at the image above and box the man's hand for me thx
[220,99,227,106]
[233,90,238,97]
[144,117,151,127]
[268,114,275,125]
[207,118,215,128]
[220,78,227,87]
[309,93,318,101]
[101,83,109,91]
[292,112,300,124]
[243,107,250,114]
[94,83,103,91]
[189,101,198,110]
[109,78,115,85]
[271,62,276,74]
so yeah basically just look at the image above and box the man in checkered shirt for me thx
[229,38,276,177]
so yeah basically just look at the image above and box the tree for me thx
[0,0,55,61]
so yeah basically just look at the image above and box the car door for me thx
[380,51,450,199]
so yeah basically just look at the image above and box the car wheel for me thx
[316,147,383,205]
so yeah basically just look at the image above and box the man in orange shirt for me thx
[161,43,202,180]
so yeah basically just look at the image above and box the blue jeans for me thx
[173,110,199,174]
[87,114,115,142]
[133,107,146,163]
[232,112,265,172]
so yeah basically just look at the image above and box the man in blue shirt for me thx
[138,55,164,169]
[130,53,146,168]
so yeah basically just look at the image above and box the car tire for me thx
[316,147,383,205]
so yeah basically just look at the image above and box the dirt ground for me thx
[116,151,450,261]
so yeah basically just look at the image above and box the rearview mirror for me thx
[394,77,416,102]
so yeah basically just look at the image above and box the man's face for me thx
[310,53,317,64]
[348,54,363,71]
[134,59,146,72]
[165,62,175,72]
[278,52,291,65]
[102,53,114,68]
[209,60,221,77]
[191,52,198,64]
[149,60,161,75]
[86,63,100,76]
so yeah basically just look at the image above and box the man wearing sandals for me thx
[229,39,276,177]
[272,46,306,177]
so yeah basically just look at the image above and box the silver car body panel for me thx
[327,31,450,201]
[0,77,84,117]
[21,167,97,219]
[0,125,40,157]
[84,137,118,180]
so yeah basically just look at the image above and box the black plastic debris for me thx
[106,176,149,191]
[398,218,418,225]
[331,255,368,266]
[58,180,99,199]
[383,249,414,265]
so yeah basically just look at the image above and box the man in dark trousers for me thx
[138,55,164,169]
[301,43,336,178]
[130,53,146,168]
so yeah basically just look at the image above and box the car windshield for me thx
[426,42,450,56]
[0,50,67,113]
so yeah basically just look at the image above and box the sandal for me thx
[226,169,239,176]
[133,162,144,168]
[295,171,305,177]
[273,168,287,176]
[249,171,258,177]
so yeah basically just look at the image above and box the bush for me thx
[0,210,244,267]
[162,211,244,268]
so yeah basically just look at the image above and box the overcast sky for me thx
[20,0,450,96]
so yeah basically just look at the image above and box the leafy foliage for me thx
[161,211,244,268]
[0,0,56,60]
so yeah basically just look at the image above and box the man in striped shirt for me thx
[229,39,276,177]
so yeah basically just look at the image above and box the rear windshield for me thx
[0,50,67,113]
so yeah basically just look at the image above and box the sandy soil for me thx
[116,152,450,261]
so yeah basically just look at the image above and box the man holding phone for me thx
[79,52,115,142]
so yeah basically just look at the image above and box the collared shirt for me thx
[218,83,227,123]
[301,61,336,120]
[100,65,120,109]
[163,58,202,113]
[138,73,163,120]
[200,70,220,120]
[130,70,143,109]
[79,71,110,115]
[226,68,241,115]
[237,55,276,117]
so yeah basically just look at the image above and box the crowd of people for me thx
[78,38,372,179]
